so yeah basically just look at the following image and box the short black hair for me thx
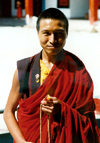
[36,8,69,34]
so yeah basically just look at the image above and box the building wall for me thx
[45,0,57,8]
[70,0,89,18]
[45,0,71,18]
[11,0,100,19]
[45,0,89,18]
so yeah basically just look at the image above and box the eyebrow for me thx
[41,29,65,33]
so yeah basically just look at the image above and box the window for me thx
[58,0,69,8]
[15,0,25,9]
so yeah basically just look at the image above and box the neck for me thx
[42,52,55,63]
[41,51,54,70]
[42,50,64,70]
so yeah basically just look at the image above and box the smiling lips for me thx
[47,44,60,49]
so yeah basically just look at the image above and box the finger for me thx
[46,96,57,101]
[41,97,53,105]
[45,96,57,104]
[41,104,54,109]
[41,99,47,105]
[41,95,52,104]
[41,105,54,114]
[42,107,53,114]
[47,96,57,100]
[46,96,61,104]
[53,99,61,104]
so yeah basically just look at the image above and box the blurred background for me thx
[0,0,100,142]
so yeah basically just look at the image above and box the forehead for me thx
[39,18,66,31]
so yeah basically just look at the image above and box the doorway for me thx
[0,0,11,17]
[33,0,42,16]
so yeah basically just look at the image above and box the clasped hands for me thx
[24,95,61,143]
[41,95,61,115]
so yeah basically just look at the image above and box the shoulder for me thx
[17,56,33,71]
[16,52,41,93]
[64,50,85,71]
[64,50,93,84]
[17,53,40,71]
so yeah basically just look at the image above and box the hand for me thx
[24,141,33,143]
[25,142,33,143]
[41,95,61,115]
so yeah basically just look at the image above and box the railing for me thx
[0,109,4,114]
[0,109,13,143]
[94,98,100,135]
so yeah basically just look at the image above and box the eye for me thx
[54,31,65,37]
[43,31,50,36]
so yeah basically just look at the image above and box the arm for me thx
[3,69,32,143]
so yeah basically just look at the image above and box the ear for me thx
[35,28,39,36]
[65,33,68,39]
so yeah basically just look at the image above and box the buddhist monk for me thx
[4,8,100,143]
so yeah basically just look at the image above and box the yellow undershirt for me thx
[40,59,50,85]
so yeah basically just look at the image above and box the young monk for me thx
[3,8,100,143]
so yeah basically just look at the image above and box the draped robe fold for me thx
[16,50,100,143]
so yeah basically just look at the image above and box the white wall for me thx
[45,0,57,8]
[70,0,89,18]
[11,0,25,17]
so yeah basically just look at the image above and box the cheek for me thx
[40,38,47,45]
[39,37,48,45]
[58,34,67,43]
[58,38,66,45]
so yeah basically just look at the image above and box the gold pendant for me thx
[35,74,40,83]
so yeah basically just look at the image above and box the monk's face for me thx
[38,18,67,56]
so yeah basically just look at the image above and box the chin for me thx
[47,49,62,56]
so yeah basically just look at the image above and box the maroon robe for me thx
[16,50,100,143]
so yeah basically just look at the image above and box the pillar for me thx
[25,0,29,15]
[89,0,98,24]
[25,0,33,24]
[25,0,33,16]
[29,0,33,16]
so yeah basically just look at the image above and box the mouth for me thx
[47,46,56,49]
[47,44,60,49]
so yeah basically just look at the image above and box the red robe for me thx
[16,50,100,143]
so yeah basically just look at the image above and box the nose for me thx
[49,34,56,44]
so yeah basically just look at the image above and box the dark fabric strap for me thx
[17,52,42,98]
[30,52,41,95]
[17,57,30,96]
